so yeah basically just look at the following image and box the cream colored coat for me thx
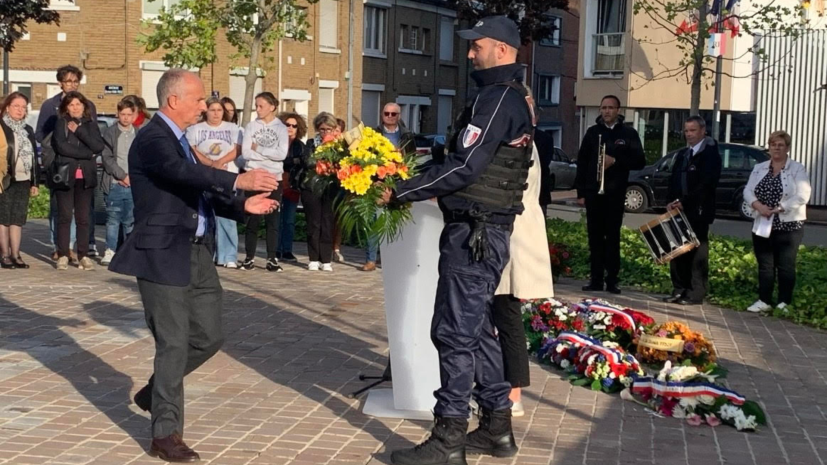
[495,145,554,298]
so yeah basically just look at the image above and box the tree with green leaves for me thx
[448,0,570,43]
[1,0,61,93]
[632,0,812,115]
[139,0,315,125]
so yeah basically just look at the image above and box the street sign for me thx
[104,85,123,95]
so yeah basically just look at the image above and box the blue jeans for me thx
[89,194,97,251]
[105,184,134,251]
[215,216,238,265]
[276,196,298,254]
[365,210,379,262]
[50,191,76,249]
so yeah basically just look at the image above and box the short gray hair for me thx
[686,115,706,129]
[383,102,401,113]
[157,69,193,108]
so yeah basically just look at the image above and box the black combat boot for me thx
[465,408,518,457]
[390,416,468,465]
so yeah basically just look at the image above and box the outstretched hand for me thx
[377,186,393,205]
[245,192,279,215]
[236,169,279,192]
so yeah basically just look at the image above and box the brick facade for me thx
[3,0,363,134]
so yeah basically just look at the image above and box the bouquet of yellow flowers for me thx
[308,123,416,244]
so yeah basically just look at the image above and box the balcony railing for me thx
[592,33,625,74]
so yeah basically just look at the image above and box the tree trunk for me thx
[242,32,264,127]
[689,1,708,116]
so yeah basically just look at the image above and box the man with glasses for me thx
[35,65,99,262]
[361,103,415,272]
[574,95,645,295]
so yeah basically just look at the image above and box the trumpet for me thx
[597,135,607,195]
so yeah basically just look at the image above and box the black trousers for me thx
[492,294,530,388]
[56,179,94,259]
[137,240,224,438]
[432,222,512,418]
[302,188,335,263]
[669,221,710,302]
[585,194,625,286]
[753,228,804,305]
[244,186,282,260]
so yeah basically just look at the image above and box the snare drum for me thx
[639,208,700,265]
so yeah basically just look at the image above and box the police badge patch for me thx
[462,124,482,148]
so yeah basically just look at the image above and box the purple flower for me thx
[657,330,668,337]
[684,342,696,353]
[602,377,614,387]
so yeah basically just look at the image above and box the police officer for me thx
[575,95,645,294]
[379,16,534,465]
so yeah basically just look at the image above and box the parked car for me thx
[624,142,769,219]
[547,147,577,191]
[414,134,446,156]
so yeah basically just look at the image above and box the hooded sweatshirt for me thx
[241,117,289,175]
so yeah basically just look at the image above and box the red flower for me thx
[610,363,628,378]
[624,309,655,327]
[611,314,633,331]
[539,302,552,315]
[322,133,337,144]
[659,397,678,416]
[573,319,584,331]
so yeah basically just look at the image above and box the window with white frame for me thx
[536,75,560,106]
[11,84,32,105]
[284,7,309,38]
[361,90,382,128]
[48,0,79,10]
[540,16,562,46]
[319,88,335,115]
[363,6,387,56]
[143,0,182,17]
[319,0,339,50]
[399,25,427,53]
[439,17,454,61]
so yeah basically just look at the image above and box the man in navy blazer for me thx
[109,69,278,462]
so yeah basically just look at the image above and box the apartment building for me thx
[522,4,581,157]
[360,0,470,137]
[3,0,363,129]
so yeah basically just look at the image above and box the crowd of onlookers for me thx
[0,64,417,275]
[0,64,817,311]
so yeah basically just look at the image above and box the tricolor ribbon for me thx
[586,303,637,331]
[555,331,623,364]
[630,375,746,405]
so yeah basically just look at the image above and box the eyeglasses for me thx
[318,127,334,134]
[61,80,80,85]
[285,123,298,128]
[7,105,27,110]
[384,112,399,117]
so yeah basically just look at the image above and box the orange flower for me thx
[322,133,337,144]
[349,165,363,174]
[315,161,329,175]
[385,163,398,175]
[376,166,388,179]
[337,168,349,180]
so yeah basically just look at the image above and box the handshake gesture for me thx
[236,169,281,215]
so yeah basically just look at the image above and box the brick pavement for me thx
[1,220,826,465]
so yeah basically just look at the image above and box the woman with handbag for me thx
[51,91,105,271]
[275,112,307,262]
[0,92,40,269]
[743,130,811,313]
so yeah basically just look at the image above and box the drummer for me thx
[663,116,722,305]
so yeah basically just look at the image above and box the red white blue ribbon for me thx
[630,376,746,405]
[556,331,623,364]
[587,303,637,331]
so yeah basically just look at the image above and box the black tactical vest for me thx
[451,81,535,210]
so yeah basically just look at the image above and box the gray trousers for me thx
[137,241,224,438]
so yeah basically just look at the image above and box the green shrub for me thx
[28,186,51,219]
[547,217,827,329]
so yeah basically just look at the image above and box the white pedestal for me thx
[363,201,443,419]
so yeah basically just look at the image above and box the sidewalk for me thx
[0,220,826,464]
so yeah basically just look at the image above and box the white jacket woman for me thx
[743,157,810,223]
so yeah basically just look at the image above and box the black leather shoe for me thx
[676,298,702,306]
[149,434,200,462]
[134,384,152,412]
[662,294,682,303]
[581,283,603,292]
[606,285,621,295]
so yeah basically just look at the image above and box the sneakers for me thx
[321,263,333,272]
[56,256,69,271]
[390,416,468,465]
[333,249,344,262]
[776,302,790,313]
[308,261,320,271]
[465,408,517,458]
[511,401,524,418]
[87,247,98,258]
[78,257,95,271]
[266,258,283,272]
[281,252,297,261]
[101,249,115,265]
[746,300,771,313]
[240,258,255,270]
[224,262,238,269]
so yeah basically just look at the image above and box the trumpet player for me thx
[575,95,645,294]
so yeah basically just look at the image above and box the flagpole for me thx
[712,4,724,140]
